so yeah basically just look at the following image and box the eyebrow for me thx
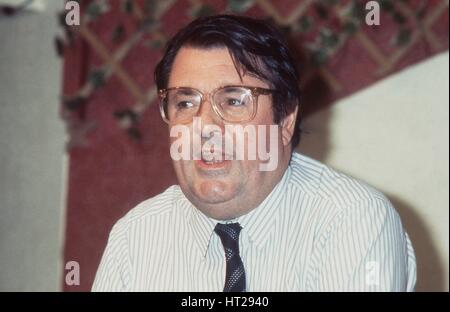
[169,83,250,92]
[173,88,198,96]
[221,86,244,93]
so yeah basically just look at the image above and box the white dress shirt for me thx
[92,152,416,291]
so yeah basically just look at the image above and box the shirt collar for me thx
[186,165,292,258]
[188,200,217,258]
[238,165,291,249]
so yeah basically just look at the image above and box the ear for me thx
[280,105,298,147]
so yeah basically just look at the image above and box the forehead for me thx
[168,47,268,90]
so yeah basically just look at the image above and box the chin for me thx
[193,179,239,204]
[197,202,241,221]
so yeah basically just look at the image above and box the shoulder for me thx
[288,153,401,235]
[290,152,393,210]
[289,155,410,270]
[108,185,185,236]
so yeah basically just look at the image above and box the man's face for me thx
[166,47,295,220]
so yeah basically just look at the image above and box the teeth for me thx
[203,158,224,164]
[201,150,225,164]
[202,155,225,164]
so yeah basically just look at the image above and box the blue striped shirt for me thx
[92,153,416,291]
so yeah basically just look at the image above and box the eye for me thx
[227,98,244,106]
[176,101,195,109]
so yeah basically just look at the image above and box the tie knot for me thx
[214,222,242,248]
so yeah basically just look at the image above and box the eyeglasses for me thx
[158,85,275,124]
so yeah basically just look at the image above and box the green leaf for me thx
[122,0,133,14]
[343,20,359,35]
[320,0,338,6]
[88,69,107,88]
[227,0,254,12]
[58,11,68,28]
[416,7,427,20]
[392,11,406,24]
[380,0,394,12]
[350,1,366,21]
[311,49,328,66]
[190,4,215,18]
[86,2,103,19]
[394,28,412,46]
[314,3,329,20]
[149,39,164,50]
[111,24,126,43]
[139,17,159,32]
[127,127,142,141]
[114,109,138,124]
[297,15,313,33]
[54,36,65,57]
[63,96,86,111]
[319,28,339,48]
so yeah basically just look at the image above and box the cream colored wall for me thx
[0,1,65,291]
[298,51,449,291]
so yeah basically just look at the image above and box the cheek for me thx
[256,97,275,122]
[172,160,192,183]
[171,160,182,179]
[238,158,259,180]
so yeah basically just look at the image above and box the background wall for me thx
[0,0,447,292]
[60,0,449,291]
[299,51,449,291]
[0,1,65,291]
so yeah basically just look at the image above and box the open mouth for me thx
[201,157,225,164]
[195,149,232,168]
[196,158,230,169]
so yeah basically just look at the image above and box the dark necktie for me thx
[214,222,246,292]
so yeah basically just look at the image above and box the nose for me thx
[196,95,225,131]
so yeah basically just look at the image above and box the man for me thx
[92,14,416,291]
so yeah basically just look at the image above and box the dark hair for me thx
[154,14,302,148]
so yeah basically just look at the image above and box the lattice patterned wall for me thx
[60,0,448,291]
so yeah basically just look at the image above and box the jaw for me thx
[190,161,244,206]
[174,147,291,220]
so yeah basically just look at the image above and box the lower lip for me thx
[195,159,230,169]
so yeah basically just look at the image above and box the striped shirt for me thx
[92,153,416,291]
